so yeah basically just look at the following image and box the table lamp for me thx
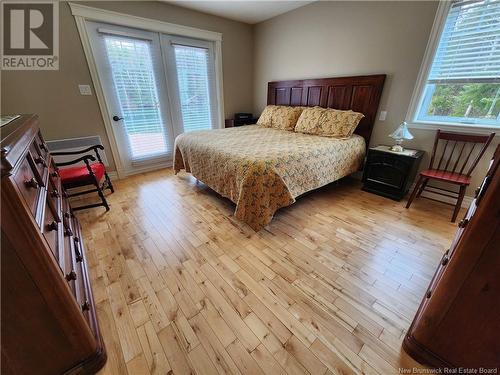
[389,121,413,152]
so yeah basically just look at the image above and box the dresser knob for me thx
[65,270,77,281]
[81,300,90,311]
[51,190,60,198]
[458,218,469,228]
[34,156,47,167]
[24,177,39,189]
[64,227,73,236]
[426,290,432,298]
[441,255,449,266]
[47,221,58,231]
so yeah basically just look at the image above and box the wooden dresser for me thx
[403,144,500,369]
[1,115,106,374]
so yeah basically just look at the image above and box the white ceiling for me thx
[162,1,315,24]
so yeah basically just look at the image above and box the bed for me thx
[174,75,386,230]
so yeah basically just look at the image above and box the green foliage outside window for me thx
[427,84,500,120]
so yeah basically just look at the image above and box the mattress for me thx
[174,125,365,230]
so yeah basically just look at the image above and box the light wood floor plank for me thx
[75,169,460,375]
[136,321,172,375]
[189,313,242,375]
[158,324,195,375]
[226,339,265,375]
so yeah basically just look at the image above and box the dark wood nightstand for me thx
[224,117,259,128]
[362,145,424,201]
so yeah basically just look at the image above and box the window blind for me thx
[428,0,500,84]
[173,44,215,132]
[103,35,170,161]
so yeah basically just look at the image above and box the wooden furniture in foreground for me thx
[403,145,500,369]
[54,145,114,211]
[267,74,386,147]
[406,129,495,222]
[362,146,424,201]
[1,115,106,374]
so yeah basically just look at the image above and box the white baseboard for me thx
[113,160,174,179]
[107,171,119,181]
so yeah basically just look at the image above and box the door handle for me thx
[112,115,123,122]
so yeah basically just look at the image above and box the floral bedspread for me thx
[174,125,365,231]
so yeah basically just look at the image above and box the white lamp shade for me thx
[389,121,414,140]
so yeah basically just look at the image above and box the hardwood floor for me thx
[75,169,462,375]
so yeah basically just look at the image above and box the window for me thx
[173,44,215,132]
[104,35,169,160]
[410,0,500,128]
[71,3,224,176]
[84,19,222,174]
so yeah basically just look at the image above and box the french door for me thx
[86,21,220,175]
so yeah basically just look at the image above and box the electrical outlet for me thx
[78,84,92,96]
[378,110,387,121]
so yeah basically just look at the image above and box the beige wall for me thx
[2,1,497,193]
[1,1,254,171]
[253,1,498,196]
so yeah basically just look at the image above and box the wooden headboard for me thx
[267,74,386,146]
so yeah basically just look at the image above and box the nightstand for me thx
[224,115,259,128]
[362,145,424,201]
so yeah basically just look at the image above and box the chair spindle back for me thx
[429,130,495,177]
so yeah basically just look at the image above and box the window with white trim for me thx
[173,44,215,132]
[411,0,500,128]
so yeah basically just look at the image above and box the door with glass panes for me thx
[86,21,219,175]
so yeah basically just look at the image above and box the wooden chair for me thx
[406,130,494,222]
[53,145,114,211]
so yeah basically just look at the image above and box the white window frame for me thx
[69,3,225,178]
[406,1,499,135]
[161,34,219,135]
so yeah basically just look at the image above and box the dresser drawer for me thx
[29,143,48,179]
[63,229,77,296]
[12,155,43,216]
[63,228,87,305]
[41,196,61,261]
[75,246,92,324]
[62,199,74,235]
[35,131,49,159]
[47,161,62,219]
[61,222,87,309]
[75,260,87,306]
[72,215,85,265]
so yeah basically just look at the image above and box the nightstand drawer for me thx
[365,163,406,189]
[362,146,424,201]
